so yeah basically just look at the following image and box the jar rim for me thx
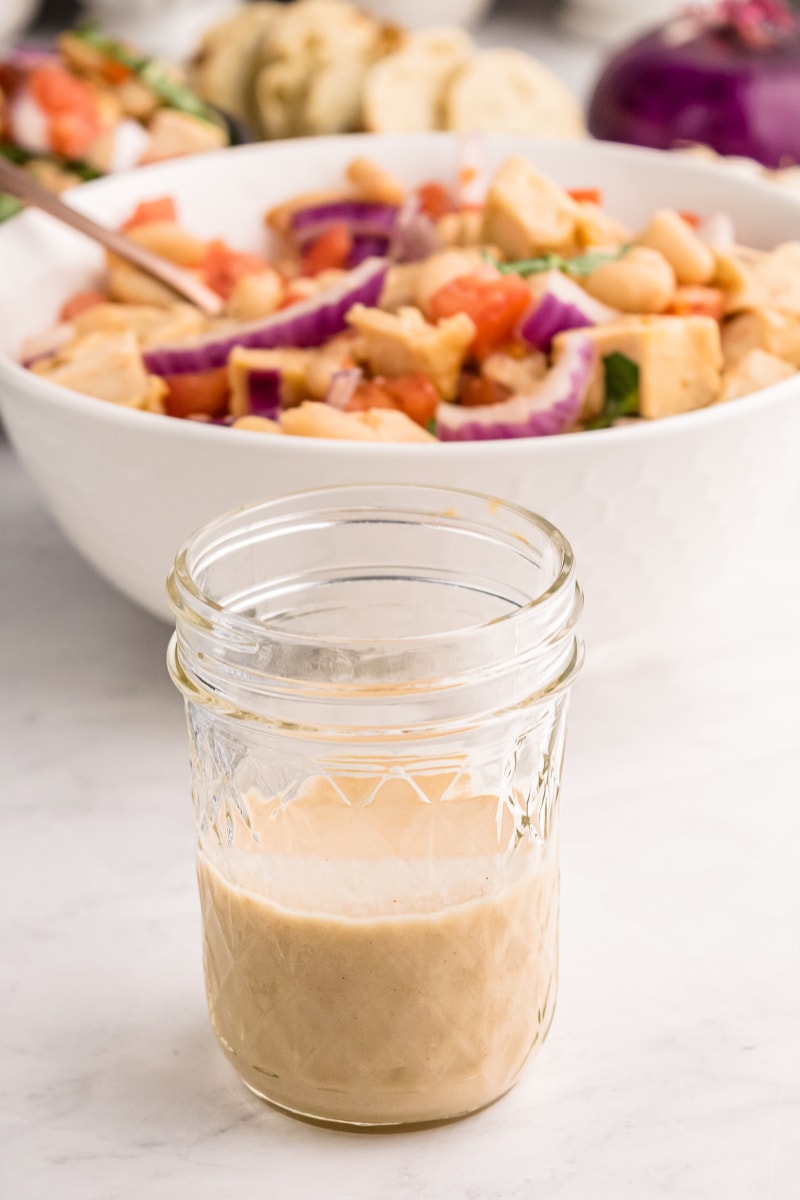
[167,483,583,726]
[167,483,576,652]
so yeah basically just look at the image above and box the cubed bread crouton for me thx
[481,350,547,393]
[721,308,800,368]
[481,156,581,259]
[379,263,424,312]
[444,49,585,138]
[347,304,475,399]
[560,315,722,421]
[32,331,167,410]
[228,348,311,417]
[304,334,359,398]
[717,242,800,315]
[719,348,796,402]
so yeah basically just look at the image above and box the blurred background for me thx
[4,1,693,60]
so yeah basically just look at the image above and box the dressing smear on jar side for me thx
[196,773,559,1126]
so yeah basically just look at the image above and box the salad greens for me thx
[72,24,220,126]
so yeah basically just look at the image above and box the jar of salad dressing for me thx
[168,485,583,1127]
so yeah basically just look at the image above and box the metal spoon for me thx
[0,157,224,317]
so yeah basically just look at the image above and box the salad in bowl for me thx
[2,133,800,640]
[21,144,800,444]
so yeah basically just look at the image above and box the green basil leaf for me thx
[498,244,629,279]
[561,245,630,276]
[497,252,565,277]
[586,352,640,430]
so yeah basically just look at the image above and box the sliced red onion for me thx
[325,367,363,410]
[143,257,388,376]
[348,234,390,266]
[244,368,282,419]
[290,200,398,248]
[436,331,596,442]
[390,193,441,263]
[6,45,59,70]
[695,211,736,249]
[519,271,617,350]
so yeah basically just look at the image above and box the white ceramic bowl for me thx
[2,133,800,646]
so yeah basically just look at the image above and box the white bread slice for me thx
[189,4,281,131]
[255,0,392,137]
[363,28,472,133]
[444,48,586,138]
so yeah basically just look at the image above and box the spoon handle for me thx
[0,157,224,317]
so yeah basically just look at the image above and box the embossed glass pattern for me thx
[167,485,583,1127]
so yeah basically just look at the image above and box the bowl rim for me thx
[2,130,800,457]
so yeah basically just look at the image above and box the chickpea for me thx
[232,415,281,434]
[346,157,405,206]
[226,270,284,320]
[583,246,676,313]
[127,221,208,268]
[436,209,484,248]
[635,209,716,286]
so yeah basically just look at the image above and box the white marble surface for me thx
[3,418,800,1198]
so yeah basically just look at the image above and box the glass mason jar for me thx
[167,484,583,1128]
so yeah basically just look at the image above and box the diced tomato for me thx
[58,290,107,321]
[345,373,440,426]
[567,187,603,205]
[416,182,454,221]
[669,285,725,320]
[300,224,353,276]
[163,368,229,420]
[121,197,177,232]
[383,374,440,426]
[202,238,270,300]
[428,273,531,361]
[28,64,101,159]
[458,374,513,408]
[678,210,702,230]
[97,57,132,86]
[345,380,397,412]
